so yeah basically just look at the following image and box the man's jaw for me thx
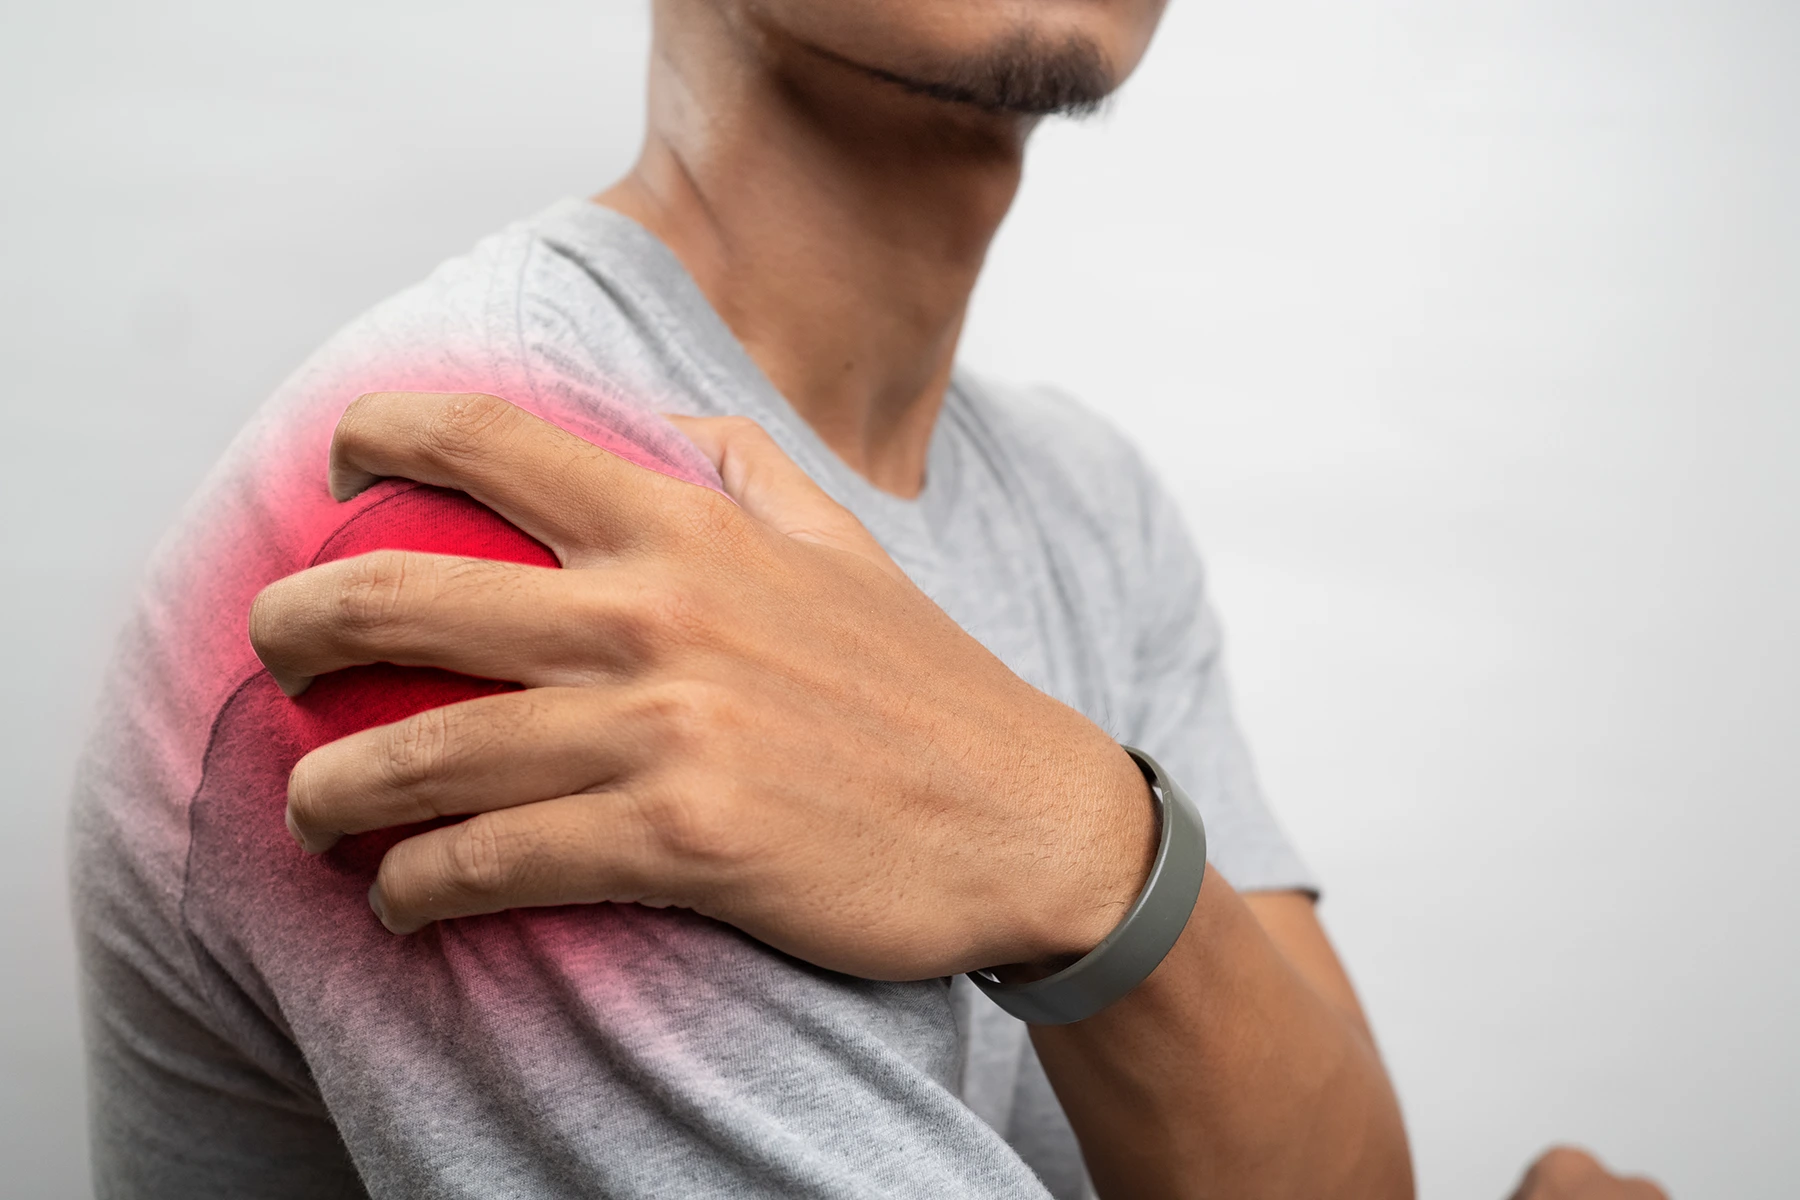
[795,29,1116,119]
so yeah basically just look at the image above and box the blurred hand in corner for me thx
[1510,1147,1670,1200]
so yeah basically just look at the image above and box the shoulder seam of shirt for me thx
[176,667,270,1029]
[502,223,542,412]
[518,230,679,433]
[174,483,435,1033]
[534,230,751,415]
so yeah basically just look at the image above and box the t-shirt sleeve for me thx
[1118,468,1317,895]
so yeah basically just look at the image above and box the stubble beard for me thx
[836,28,1116,118]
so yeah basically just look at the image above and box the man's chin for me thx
[832,30,1117,118]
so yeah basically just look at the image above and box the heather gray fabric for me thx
[71,199,1315,1199]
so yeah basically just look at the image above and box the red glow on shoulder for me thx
[283,485,559,871]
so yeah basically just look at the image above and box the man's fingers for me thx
[667,415,905,581]
[286,688,646,853]
[249,551,638,695]
[332,392,692,559]
[367,791,683,934]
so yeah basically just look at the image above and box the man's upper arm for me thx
[172,482,1056,1199]
[81,936,365,1199]
[1241,891,1375,1040]
[1112,452,1373,1034]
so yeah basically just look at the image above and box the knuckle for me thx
[335,550,416,634]
[644,680,739,751]
[381,706,454,794]
[594,569,716,660]
[444,814,516,899]
[715,415,768,447]
[422,392,516,462]
[642,784,733,865]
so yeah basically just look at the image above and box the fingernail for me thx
[368,882,395,932]
[270,670,314,699]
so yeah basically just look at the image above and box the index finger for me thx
[330,392,700,559]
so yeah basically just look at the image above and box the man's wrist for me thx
[1015,734,1162,973]
[976,745,1208,1023]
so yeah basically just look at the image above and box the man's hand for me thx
[1508,1148,1670,1200]
[250,391,1157,980]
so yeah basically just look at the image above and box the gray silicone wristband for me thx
[969,746,1207,1025]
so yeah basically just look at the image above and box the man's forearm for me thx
[1031,870,1414,1200]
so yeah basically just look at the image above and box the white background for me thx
[3,2,1795,1196]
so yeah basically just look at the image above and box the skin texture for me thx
[246,1,1668,1196]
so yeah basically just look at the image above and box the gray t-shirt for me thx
[70,199,1314,1199]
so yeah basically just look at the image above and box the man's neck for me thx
[597,0,1034,498]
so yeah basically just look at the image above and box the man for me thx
[71,1,1665,1197]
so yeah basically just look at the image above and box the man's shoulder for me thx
[262,198,654,428]
[144,203,713,677]
[71,206,716,897]
[271,206,553,414]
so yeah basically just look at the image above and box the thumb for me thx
[666,415,907,581]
